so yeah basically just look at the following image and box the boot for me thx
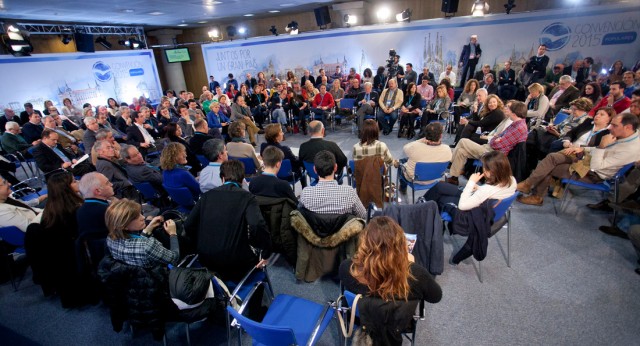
[516,180,532,194]
[517,194,543,206]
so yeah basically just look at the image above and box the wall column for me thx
[147,29,186,93]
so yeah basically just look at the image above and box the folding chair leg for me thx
[507,210,511,268]
[478,260,483,283]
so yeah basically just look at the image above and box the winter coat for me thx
[255,195,298,266]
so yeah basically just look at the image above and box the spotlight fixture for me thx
[95,36,112,50]
[238,27,246,35]
[504,0,516,14]
[471,0,490,17]
[2,24,33,56]
[376,7,391,22]
[269,25,279,36]
[226,26,237,40]
[343,14,357,27]
[396,8,412,22]
[285,21,299,35]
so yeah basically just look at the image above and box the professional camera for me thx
[386,49,398,78]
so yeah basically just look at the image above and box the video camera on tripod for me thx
[385,49,399,78]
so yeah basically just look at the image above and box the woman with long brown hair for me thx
[339,216,442,344]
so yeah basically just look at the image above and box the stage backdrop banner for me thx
[0,50,162,113]
[202,4,640,88]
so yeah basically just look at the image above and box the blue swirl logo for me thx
[93,61,112,82]
[539,23,572,51]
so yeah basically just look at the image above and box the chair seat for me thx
[440,211,452,222]
[225,270,266,302]
[560,178,610,192]
[259,294,332,346]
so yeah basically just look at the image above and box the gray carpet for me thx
[1,125,638,345]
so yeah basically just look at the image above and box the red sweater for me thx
[312,92,335,108]
[589,95,631,116]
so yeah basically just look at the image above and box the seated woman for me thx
[206,101,230,138]
[161,142,201,201]
[454,79,479,126]
[0,177,45,232]
[248,83,269,128]
[454,94,504,146]
[525,82,550,124]
[339,216,442,346]
[105,198,178,268]
[285,87,310,135]
[352,120,396,167]
[580,82,602,106]
[218,94,232,119]
[421,85,451,126]
[25,171,96,307]
[227,121,262,171]
[260,123,305,187]
[423,151,516,263]
[553,107,613,151]
[164,123,202,176]
[397,82,422,139]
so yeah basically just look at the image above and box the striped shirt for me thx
[352,140,394,165]
[299,180,367,219]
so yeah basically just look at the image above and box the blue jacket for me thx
[206,110,229,129]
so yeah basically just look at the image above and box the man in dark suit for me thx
[94,140,133,198]
[498,61,517,100]
[354,82,379,135]
[244,73,257,91]
[299,120,348,174]
[21,112,44,144]
[32,129,94,177]
[126,111,155,157]
[524,44,550,85]
[189,119,215,155]
[301,70,316,88]
[19,103,43,125]
[575,57,594,89]
[458,34,482,87]
[473,64,496,85]
[480,73,498,95]
[122,145,163,190]
[548,75,581,114]
[77,172,114,238]
[1,108,22,133]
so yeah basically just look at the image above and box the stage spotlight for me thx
[269,25,279,36]
[343,14,357,27]
[285,21,299,35]
[376,7,391,22]
[226,26,237,39]
[471,0,490,17]
[504,0,516,14]
[396,8,412,22]
[95,36,112,50]
[2,24,33,56]
[238,27,246,35]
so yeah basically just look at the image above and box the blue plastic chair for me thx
[229,156,259,182]
[227,294,334,346]
[277,159,300,192]
[559,163,634,221]
[163,185,196,213]
[338,290,424,346]
[472,159,483,172]
[133,182,161,203]
[333,98,356,131]
[0,226,27,290]
[303,161,319,187]
[397,161,449,204]
[196,155,209,168]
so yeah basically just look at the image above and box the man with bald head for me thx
[299,120,348,173]
[0,108,22,133]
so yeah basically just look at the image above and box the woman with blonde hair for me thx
[422,84,451,125]
[339,216,442,345]
[161,141,201,200]
[525,82,550,122]
[105,198,178,267]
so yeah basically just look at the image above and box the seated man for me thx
[589,81,631,116]
[400,122,452,192]
[189,119,214,155]
[231,95,261,146]
[122,145,163,190]
[126,110,156,158]
[376,78,403,136]
[299,150,366,219]
[94,140,134,198]
[44,115,81,156]
[473,64,496,84]
[547,75,580,115]
[77,172,114,238]
[1,121,37,155]
[33,129,94,177]
[83,116,99,156]
[498,61,517,100]
[19,103,43,126]
[185,159,271,281]
[518,112,640,206]
[354,82,379,135]
[447,100,528,185]
[249,146,297,202]
[21,112,44,144]
[97,111,126,141]
[479,73,498,95]
[311,84,335,126]
[345,78,362,99]
[299,121,348,174]
[1,108,22,134]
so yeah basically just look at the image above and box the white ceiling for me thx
[0,0,337,27]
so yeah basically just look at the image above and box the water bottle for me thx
[475,126,482,134]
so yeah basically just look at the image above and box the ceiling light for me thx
[7,25,19,33]
[504,0,516,14]
[148,11,164,15]
[121,9,134,13]
[396,8,412,22]
[198,21,208,24]
[208,28,219,38]
[268,10,280,13]
[280,3,295,7]
[471,0,489,17]
[343,14,357,27]
[177,23,188,27]
[285,21,299,35]
[3,25,33,56]
[205,0,223,4]
[238,27,246,34]
[95,36,112,50]
[244,14,254,17]
[269,25,279,36]
[376,7,391,22]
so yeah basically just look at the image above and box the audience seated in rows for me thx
[299,120,348,173]
[249,146,297,202]
[161,142,201,201]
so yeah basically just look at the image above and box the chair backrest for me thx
[614,162,635,180]
[492,192,519,223]
[196,154,209,168]
[277,159,293,179]
[553,112,569,125]
[413,162,449,182]
[229,156,258,176]
[339,98,356,110]
[163,185,196,208]
[303,161,319,185]
[0,226,25,247]
[133,182,159,201]
[226,306,297,346]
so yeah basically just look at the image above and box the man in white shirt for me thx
[438,65,457,84]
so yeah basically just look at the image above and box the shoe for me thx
[445,176,459,185]
[587,200,612,212]
[598,225,629,239]
[397,130,402,138]
[449,143,457,148]
[516,180,532,194]
[251,142,257,147]
[517,195,543,206]
[258,129,265,134]
[286,126,292,133]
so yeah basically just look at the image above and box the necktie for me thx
[51,146,70,163]
[365,94,370,102]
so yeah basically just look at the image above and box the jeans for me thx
[376,108,399,133]
[272,108,287,125]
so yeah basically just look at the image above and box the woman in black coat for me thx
[454,94,505,145]
[397,83,422,139]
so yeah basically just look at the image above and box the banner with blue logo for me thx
[202,4,639,88]
[0,50,162,113]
